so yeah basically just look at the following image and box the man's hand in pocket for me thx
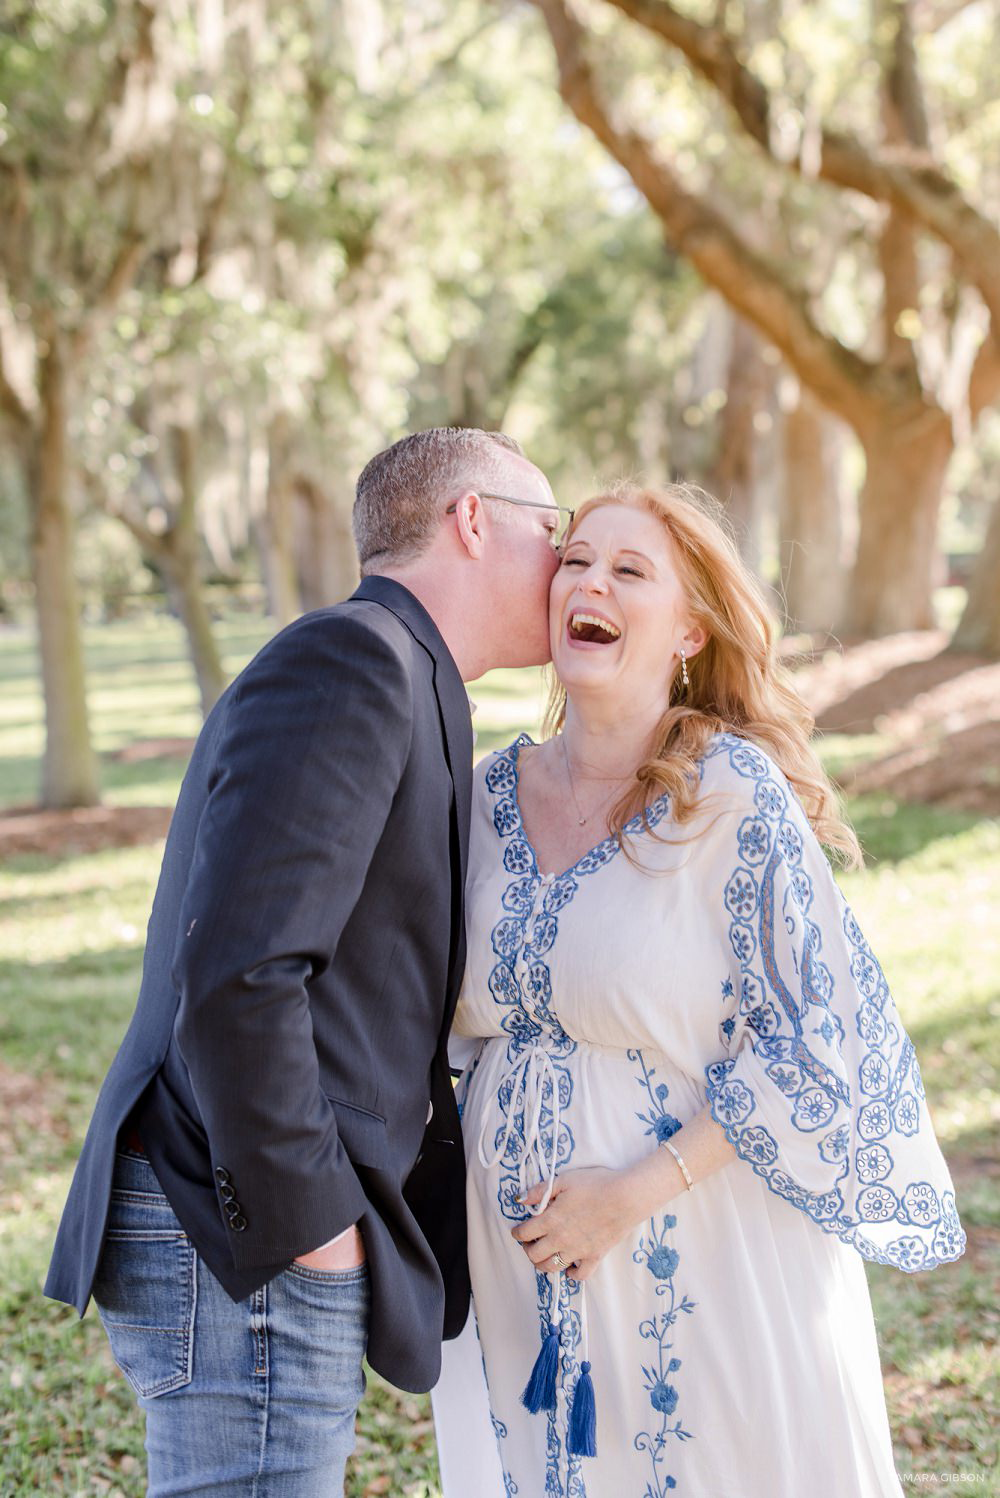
[294,1225,365,1271]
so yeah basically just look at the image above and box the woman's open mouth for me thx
[566,610,622,647]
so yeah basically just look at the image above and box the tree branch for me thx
[191,73,252,284]
[94,232,148,318]
[912,0,986,33]
[533,0,908,428]
[602,0,1000,327]
[104,484,171,561]
[876,0,925,381]
[0,323,34,437]
[71,229,147,364]
[969,335,1000,425]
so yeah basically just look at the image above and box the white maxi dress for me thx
[435,732,965,1498]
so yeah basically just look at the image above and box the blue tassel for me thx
[521,1326,559,1414]
[567,1360,597,1458]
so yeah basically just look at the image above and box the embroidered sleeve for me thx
[701,737,965,1272]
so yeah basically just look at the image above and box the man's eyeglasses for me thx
[446,492,575,544]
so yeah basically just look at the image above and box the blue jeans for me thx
[93,1151,369,1496]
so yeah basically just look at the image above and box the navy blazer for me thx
[45,578,473,1393]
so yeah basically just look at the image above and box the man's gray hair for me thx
[353,426,526,572]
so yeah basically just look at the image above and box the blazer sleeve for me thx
[171,609,414,1270]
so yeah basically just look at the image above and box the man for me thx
[45,427,567,1494]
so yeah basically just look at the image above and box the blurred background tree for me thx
[1,0,998,809]
[534,0,1000,639]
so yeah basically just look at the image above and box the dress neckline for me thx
[508,733,670,884]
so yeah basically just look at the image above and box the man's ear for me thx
[452,491,487,561]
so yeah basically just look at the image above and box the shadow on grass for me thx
[848,796,983,866]
[0,755,46,808]
[0,755,189,814]
[907,988,998,1060]
[0,951,140,1091]
[98,757,190,800]
[815,650,974,735]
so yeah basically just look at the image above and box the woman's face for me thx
[549,503,704,713]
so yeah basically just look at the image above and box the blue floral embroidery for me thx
[901,1182,940,1226]
[631,1216,696,1498]
[628,1053,696,1496]
[737,816,770,865]
[630,1050,683,1146]
[741,1125,779,1165]
[701,733,965,1272]
[480,737,672,1497]
[729,924,757,965]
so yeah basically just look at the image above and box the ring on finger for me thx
[551,1252,567,1270]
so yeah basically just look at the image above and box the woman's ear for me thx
[452,491,487,561]
[683,624,709,659]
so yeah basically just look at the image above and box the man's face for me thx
[481,456,562,668]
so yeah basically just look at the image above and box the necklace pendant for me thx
[578,815,587,826]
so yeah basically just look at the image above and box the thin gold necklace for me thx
[560,733,627,828]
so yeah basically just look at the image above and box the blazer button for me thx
[219,1183,235,1202]
[229,1214,247,1232]
[224,1199,241,1217]
[215,1166,231,1185]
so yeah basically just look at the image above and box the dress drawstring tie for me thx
[477,1043,598,1458]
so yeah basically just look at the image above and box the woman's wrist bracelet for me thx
[659,1138,695,1192]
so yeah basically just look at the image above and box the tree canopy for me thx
[1,0,998,806]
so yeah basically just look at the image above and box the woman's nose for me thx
[583,567,610,593]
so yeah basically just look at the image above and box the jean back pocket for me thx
[93,1161,197,1399]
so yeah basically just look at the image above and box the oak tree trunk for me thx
[259,413,302,627]
[534,0,996,642]
[779,389,846,634]
[159,425,227,717]
[295,478,357,611]
[159,543,227,717]
[950,498,1000,656]
[116,424,227,718]
[29,333,101,808]
[709,315,769,574]
[841,414,952,638]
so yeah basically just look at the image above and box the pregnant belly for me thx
[463,1033,705,1193]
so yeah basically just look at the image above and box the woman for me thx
[440,483,964,1498]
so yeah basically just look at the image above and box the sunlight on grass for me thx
[0,614,272,809]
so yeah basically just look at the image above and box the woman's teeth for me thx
[569,612,621,642]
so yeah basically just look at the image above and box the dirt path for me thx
[0,804,173,859]
[789,633,1000,814]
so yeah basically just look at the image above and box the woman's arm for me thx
[511,1103,736,1280]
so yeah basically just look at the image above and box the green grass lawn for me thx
[1,616,997,1495]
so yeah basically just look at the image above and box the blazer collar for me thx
[351,574,473,892]
[352,575,454,669]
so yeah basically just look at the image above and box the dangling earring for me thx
[680,648,690,689]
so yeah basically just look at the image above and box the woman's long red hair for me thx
[543,483,862,868]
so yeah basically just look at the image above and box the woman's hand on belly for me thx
[511,1106,737,1278]
[511,1168,636,1282]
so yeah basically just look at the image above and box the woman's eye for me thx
[561,557,587,567]
[617,565,644,578]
